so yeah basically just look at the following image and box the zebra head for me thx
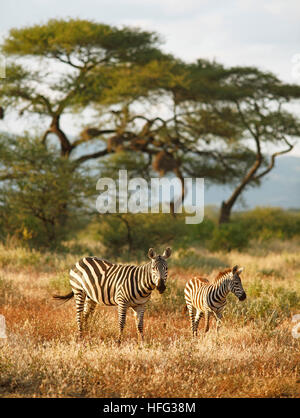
[229,265,246,301]
[148,247,171,294]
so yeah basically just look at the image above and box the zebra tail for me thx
[53,291,74,304]
[182,305,188,315]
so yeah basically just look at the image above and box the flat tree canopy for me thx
[0,18,169,159]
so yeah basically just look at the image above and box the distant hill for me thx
[204,155,300,210]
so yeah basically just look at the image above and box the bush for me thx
[0,135,95,249]
[96,213,187,259]
[235,207,300,241]
[184,218,215,246]
[208,221,250,252]
[95,207,300,257]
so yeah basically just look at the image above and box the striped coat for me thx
[184,265,246,335]
[53,247,171,342]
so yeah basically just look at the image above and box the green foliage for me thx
[0,135,94,249]
[185,218,215,245]
[95,212,221,260]
[207,208,300,253]
[93,207,300,259]
[208,221,250,252]
[2,18,162,63]
[1,18,167,118]
[0,18,172,168]
[99,151,151,179]
[96,213,186,259]
[236,207,300,241]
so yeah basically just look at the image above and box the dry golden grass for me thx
[0,243,299,398]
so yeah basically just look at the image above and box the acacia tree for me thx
[118,60,300,223]
[0,18,169,163]
[1,19,247,189]
[100,60,261,214]
[209,66,300,223]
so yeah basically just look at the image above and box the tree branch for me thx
[74,148,110,164]
[73,128,117,147]
[252,137,294,181]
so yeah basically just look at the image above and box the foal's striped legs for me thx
[74,291,86,338]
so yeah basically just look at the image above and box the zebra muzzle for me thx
[157,280,166,294]
[239,292,246,301]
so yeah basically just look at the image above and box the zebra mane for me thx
[212,268,232,283]
[193,276,209,284]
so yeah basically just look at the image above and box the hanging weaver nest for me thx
[129,137,148,151]
[80,128,102,141]
[152,151,177,175]
[107,135,125,152]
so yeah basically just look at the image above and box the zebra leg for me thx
[132,306,145,344]
[74,291,86,339]
[187,304,196,337]
[82,298,97,333]
[194,310,204,336]
[214,311,223,333]
[117,303,128,344]
[203,311,211,333]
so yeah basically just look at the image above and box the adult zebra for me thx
[53,247,171,343]
[184,265,246,335]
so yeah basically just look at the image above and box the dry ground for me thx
[0,244,299,398]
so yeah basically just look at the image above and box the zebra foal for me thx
[53,247,171,343]
[184,265,246,335]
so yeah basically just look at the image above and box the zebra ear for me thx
[232,265,239,274]
[148,248,156,259]
[162,247,171,259]
[232,265,244,275]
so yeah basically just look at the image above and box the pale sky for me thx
[1,0,300,155]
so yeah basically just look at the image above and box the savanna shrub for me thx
[0,135,95,249]
[208,221,250,252]
[184,218,215,246]
[96,213,187,259]
[236,207,300,241]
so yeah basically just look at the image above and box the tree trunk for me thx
[218,201,232,224]
[170,166,185,218]
[50,115,73,157]
[218,154,263,225]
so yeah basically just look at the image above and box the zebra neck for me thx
[212,276,231,298]
[140,262,155,292]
